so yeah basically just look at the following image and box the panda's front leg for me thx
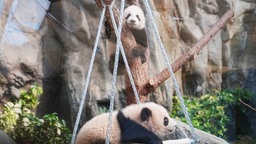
[117,111,162,144]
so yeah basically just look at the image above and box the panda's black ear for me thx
[140,107,152,121]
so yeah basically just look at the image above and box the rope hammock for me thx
[71,0,200,144]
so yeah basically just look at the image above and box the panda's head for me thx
[123,102,177,138]
[123,5,145,30]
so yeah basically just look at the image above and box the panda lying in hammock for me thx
[75,102,195,144]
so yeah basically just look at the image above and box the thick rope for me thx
[105,0,123,143]
[119,35,141,104]
[71,5,107,144]
[118,43,141,104]
[141,1,200,143]
[106,0,144,142]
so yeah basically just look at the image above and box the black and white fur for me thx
[124,5,145,30]
[117,108,162,144]
[124,5,147,47]
[117,111,195,144]
[107,5,148,74]
[75,102,177,144]
[124,5,149,64]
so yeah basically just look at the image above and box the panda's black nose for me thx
[130,20,135,23]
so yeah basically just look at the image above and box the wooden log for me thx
[145,10,234,94]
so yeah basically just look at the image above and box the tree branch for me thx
[239,99,256,111]
[145,10,234,93]
[126,0,140,6]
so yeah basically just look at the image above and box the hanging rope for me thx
[141,1,200,143]
[118,31,141,104]
[105,0,122,143]
[70,2,107,144]
[106,0,144,142]
[111,17,141,104]
[71,0,141,143]
[107,4,141,104]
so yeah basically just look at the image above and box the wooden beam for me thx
[145,10,234,93]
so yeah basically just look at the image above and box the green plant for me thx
[172,94,230,137]
[13,113,71,144]
[171,89,253,138]
[220,89,255,114]
[19,84,42,110]
[98,106,108,114]
[0,84,71,144]
[0,102,22,133]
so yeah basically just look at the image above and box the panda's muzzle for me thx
[130,19,136,23]
[168,125,177,134]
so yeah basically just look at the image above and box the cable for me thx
[70,4,107,144]
[141,0,200,143]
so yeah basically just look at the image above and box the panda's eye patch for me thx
[136,15,141,21]
[164,117,169,126]
[125,13,131,19]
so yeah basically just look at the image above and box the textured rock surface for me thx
[0,0,256,141]
[168,120,229,144]
[0,0,49,105]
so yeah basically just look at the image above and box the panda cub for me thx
[124,5,145,30]
[108,5,148,74]
[75,102,177,144]
[117,108,162,144]
[123,5,148,64]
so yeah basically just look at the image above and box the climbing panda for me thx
[107,5,148,74]
[124,5,145,31]
[75,102,177,144]
[123,5,148,64]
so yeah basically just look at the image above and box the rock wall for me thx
[0,0,256,139]
[0,0,50,105]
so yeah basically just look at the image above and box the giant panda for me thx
[123,5,148,64]
[117,109,163,143]
[75,102,177,144]
[108,5,149,75]
[123,5,145,31]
